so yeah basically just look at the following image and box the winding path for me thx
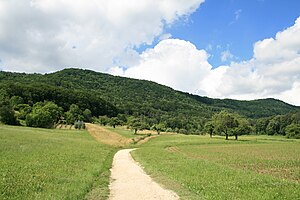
[109,149,179,200]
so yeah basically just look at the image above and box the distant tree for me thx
[26,102,61,128]
[204,121,214,138]
[0,93,18,125]
[109,117,121,128]
[0,104,18,125]
[212,111,239,140]
[65,104,83,124]
[128,117,149,134]
[98,115,110,126]
[285,124,300,139]
[10,96,24,109]
[291,111,300,124]
[151,123,166,135]
[255,118,270,134]
[179,128,188,134]
[83,108,92,122]
[15,104,32,120]
[234,118,252,140]
[266,117,280,135]
[117,114,127,124]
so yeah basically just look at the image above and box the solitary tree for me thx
[212,111,239,140]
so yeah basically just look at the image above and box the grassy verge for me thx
[132,134,300,200]
[0,125,116,200]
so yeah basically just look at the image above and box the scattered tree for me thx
[109,117,122,128]
[151,123,166,134]
[25,102,61,128]
[212,111,239,140]
[83,109,92,122]
[204,121,214,138]
[65,104,83,124]
[98,115,110,126]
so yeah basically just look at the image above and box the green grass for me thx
[0,125,117,200]
[132,134,300,200]
[105,126,136,138]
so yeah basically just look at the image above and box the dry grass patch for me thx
[86,124,131,147]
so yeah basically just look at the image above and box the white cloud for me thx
[1,1,299,106]
[220,50,234,62]
[122,39,212,93]
[229,9,242,25]
[113,17,300,106]
[0,0,204,73]
[234,9,242,20]
[212,17,300,105]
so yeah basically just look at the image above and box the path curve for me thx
[109,149,179,200]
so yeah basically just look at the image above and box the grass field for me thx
[132,135,300,200]
[2,124,300,200]
[0,125,116,200]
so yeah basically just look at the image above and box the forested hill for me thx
[0,68,298,122]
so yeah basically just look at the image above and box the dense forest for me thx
[0,68,299,138]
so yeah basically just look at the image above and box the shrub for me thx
[286,124,300,139]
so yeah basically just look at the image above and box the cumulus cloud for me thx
[0,0,204,72]
[111,39,212,93]
[113,17,300,105]
[215,17,300,101]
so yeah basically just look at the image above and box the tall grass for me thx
[0,125,116,200]
[132,135,300,199]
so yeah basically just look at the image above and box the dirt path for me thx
[109,149,179,200]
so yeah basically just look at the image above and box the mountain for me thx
[0,68,298,125]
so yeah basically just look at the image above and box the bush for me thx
[25,102,61,128]
[286,124,300,139]
[74,120,85,130]
[0,105,18,125]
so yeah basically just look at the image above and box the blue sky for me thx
[166,0,300,67]
[0,0,300,105]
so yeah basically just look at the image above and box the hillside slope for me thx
[0,68,298,121]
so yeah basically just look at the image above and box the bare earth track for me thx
[109,149,179,200]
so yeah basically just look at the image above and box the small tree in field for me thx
[128,117,148,134]
[212,111,239,140]
[109,117,122,128]
[233,118,252,140]
[204,121,214,138]
[151,123,166,135]
[98,115,110,126]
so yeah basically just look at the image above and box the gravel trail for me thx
[109,149,179,200]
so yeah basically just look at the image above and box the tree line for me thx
[0,68,299,139]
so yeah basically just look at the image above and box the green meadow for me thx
[132,135,300,200]
[1,124,300,200]
[0,125,116,200]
